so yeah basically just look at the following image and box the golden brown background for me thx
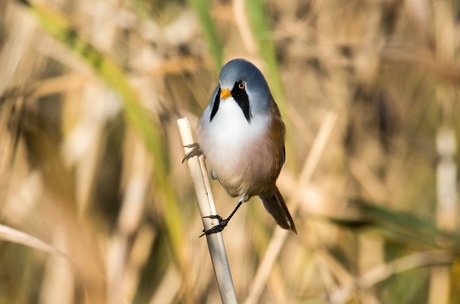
[1,0,459,303]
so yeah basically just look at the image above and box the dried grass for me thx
[0,0,459,303]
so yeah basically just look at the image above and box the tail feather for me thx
[259,187,297,233]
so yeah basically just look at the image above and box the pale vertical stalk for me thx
[39,230,74,304]
[435,127,457,229]
[429,1,457,303]
[233,0,257,54]
[245,112,337,304]
[177,118,237,304]
[428,126,457,304]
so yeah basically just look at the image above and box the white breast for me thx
[197,97,269,181]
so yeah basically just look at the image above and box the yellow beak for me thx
[220,88,231,100]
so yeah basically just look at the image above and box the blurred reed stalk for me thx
[429,1,458,303]
[1,0,460,302]
[177,118,237,303]
[245,111,337,304]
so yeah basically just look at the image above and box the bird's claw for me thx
[199,214,229,237]
[182,143,203,163]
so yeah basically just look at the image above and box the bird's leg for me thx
[200,199,244,237]
[182,143,203,163]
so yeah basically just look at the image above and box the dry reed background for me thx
[0,0,460,303]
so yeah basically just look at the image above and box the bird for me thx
[184,58,297,237]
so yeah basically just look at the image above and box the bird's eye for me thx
[238,82,245,90]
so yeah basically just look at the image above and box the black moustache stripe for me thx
[232,84,252,123]
[209,83,252,123]
[210,87,220,122]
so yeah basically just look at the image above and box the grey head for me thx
[209,59,272,123]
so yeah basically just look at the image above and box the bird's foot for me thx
[182,143,203,163]
[199,214,229,237]
[199,200,244,237]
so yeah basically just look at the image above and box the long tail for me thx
[259,186,297,233]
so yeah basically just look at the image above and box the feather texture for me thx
[196,58,297,233]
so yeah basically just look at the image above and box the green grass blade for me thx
[187,0,222,70]
[19,0,190,290]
